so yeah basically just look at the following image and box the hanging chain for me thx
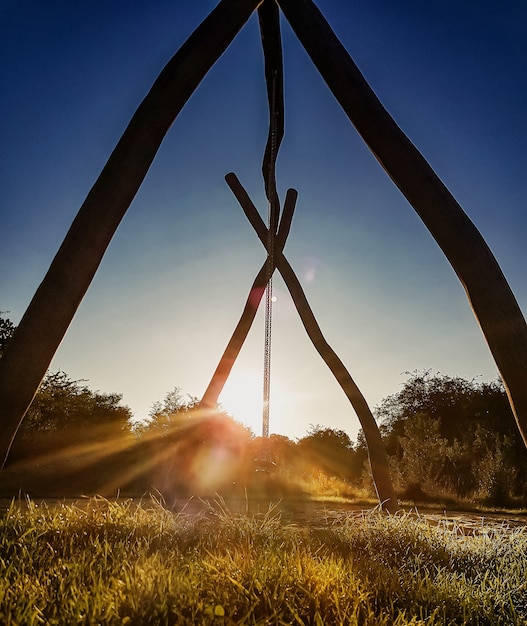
[262,70,278,439]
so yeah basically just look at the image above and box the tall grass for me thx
[0,497,526,625]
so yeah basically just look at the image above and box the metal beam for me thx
[226,173,398,512]
[0,0,262,466]
[278,0,527,449]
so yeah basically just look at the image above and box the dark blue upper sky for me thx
[1,1,526,438]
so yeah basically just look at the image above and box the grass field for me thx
[1,496,526,625]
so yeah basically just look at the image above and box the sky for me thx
[1,1,527,442]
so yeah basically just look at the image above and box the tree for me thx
[296,425,357,481]
[377,370,477,442]
[4,369,135,497]
[19,370,132,437]
[2,313,133,454]
[137,387,199,435]
[396,413,449,491]
[136,387,254,498]
[376,371,527,502]
[0,313,15,358]
[376,371,521,448]
[261,433,296,467]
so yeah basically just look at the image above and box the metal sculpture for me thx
[203,1,397,509]
[199,172,397,510]
[1,0,526,514]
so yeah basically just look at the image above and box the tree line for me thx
[1,313,526,505]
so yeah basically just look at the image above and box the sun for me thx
[219,369,286,436]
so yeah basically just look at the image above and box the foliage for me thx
[1,313,133,443]
[255,433,296,466]
[296,424,360,482]
[137,387,199,434]
[1,370,135,493]
[1,497,526,625]
[0,314,135,484]
[130,389,255,499]
[21,370,132,435]
[395,413,449,488]
[3,305,527,507]
[0,312,15,357]
[375,370,527,504]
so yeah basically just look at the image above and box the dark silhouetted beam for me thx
[278,0,527,450]
[0,0,262,467]
[227,173,397,512]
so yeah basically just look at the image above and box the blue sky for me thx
[1,1,526,440]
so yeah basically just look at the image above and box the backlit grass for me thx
[0,497,526,625]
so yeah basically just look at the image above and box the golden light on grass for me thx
[2,411,239,497]
[2,497,526,624]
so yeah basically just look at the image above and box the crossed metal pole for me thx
[201,172,397,510]
[200,176,296,412]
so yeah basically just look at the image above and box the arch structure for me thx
[1,0,527,513]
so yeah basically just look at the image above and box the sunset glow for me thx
[219,369,288,437]
[1,2,523,442]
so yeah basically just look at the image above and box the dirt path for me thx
[2,495,526,536]
[167,496,527,535]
